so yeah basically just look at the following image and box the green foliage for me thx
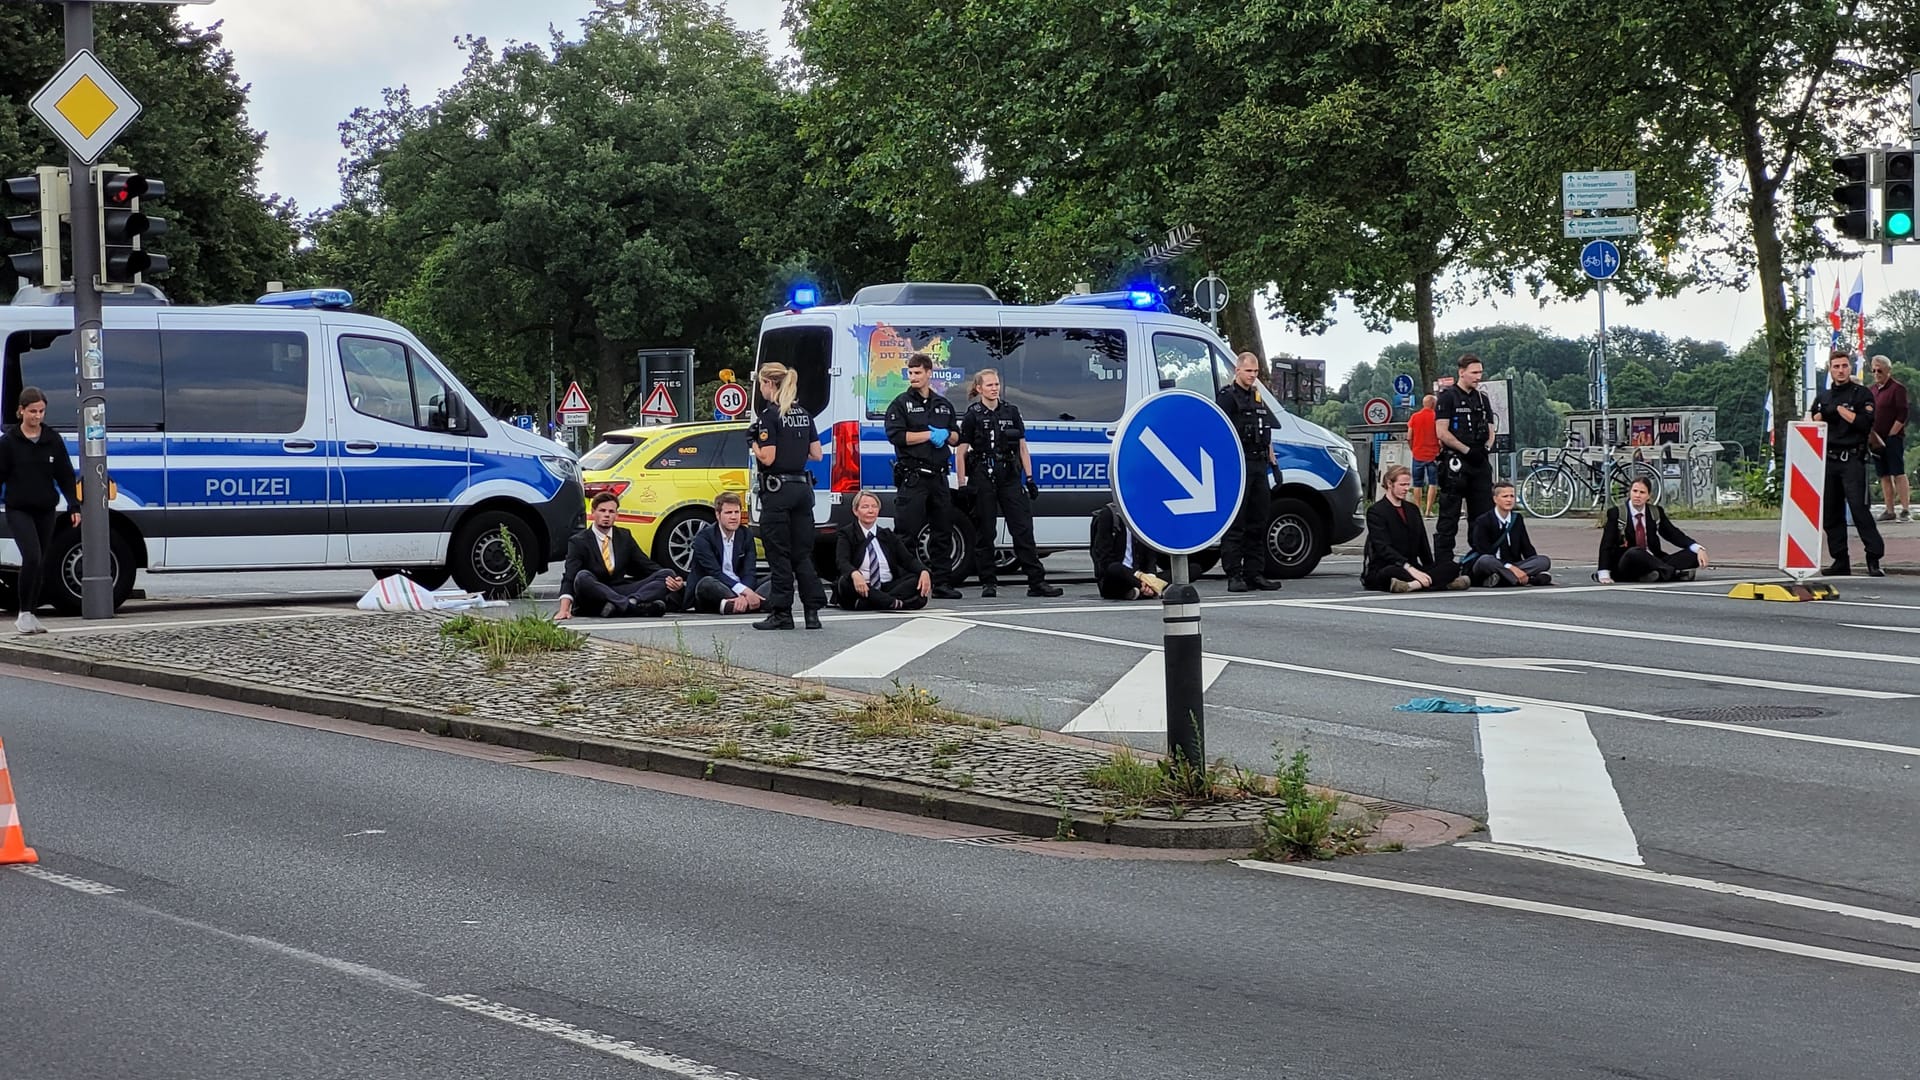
[1252,747,1366,862]
[439,613,585,662]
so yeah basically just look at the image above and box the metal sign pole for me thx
[1597,278,1610,453]
[1162,553,1204,768]
[64,0,112,619]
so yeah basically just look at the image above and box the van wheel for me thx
[46,527,138,615]
[1262,496,1324,579]
[373,566,451,590]
[451,511,537,599]
[917,521,972,585]
[652,509,714,576]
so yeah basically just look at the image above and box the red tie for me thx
[1634,513,1646,548]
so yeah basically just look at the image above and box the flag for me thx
[1848,266,1867,358]
[1829,275,1844,351]
[1763,389,1774,446]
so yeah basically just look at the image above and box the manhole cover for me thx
[1667,704,1828,724]
[944,833,1045,846]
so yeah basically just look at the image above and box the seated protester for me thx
[1596,477,1709,584]
[1464,481,1552,587]
[834,488,931,611]
[1362,464,1463,593]
[554,492,685,619]
[687,490,764,614]
[1089,501,1169,600]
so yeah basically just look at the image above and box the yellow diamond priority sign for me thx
[29,50,142,165]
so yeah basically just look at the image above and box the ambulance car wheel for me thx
[653,508,713,576]
[451,511,538,599]
[373,566,451,591]
[47,527,137,615]
[1262,496,1324,579]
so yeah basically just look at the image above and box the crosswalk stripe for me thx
[795,618,971,679]
[1062,653,1228,733]
[1477,699,1642,865]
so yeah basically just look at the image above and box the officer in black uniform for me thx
[747,362,827,629]
[1217,351,1281,592]
[884,351,964,599]
[956,368,1062,599]
[1432,353,1497,579]
[1811,348,1886,575]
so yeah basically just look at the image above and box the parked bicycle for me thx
[1519,443,1664,519]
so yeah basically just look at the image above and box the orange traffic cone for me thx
[0,737,38,865]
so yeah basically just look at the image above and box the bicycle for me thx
[1518,443,1664,519]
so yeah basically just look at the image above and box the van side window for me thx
[755,326,832,417]
[1000,327,1127,422]
[1153,333,1217,397]
[339,336,458,432]
[163,329,309,434]
[4,329,163,431]
[858,325,1002,418]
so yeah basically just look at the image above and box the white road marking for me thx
[1234,860,1920,976]
[1397,649,1914,700]
[1475,700,1642,864]
[1063,653,1228,733]
[343,829,387,837]
[1458,842,1920,931]
[1671,590,1920,613]
[795,617,971,678]
[1843,623,1920,635]
[437,995,761,1079]
[8,864,123,894]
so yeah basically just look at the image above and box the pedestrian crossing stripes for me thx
[794,617,970,679]
[1062,653,1228,733]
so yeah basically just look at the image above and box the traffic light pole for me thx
[64,0,113,620]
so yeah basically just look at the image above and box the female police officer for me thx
[749,363,827,630]
[955,369,1060,598]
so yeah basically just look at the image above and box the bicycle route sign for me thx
[1580,240,1622,281]
[1363,397,1393,425]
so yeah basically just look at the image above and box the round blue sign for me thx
[1393,373,1415,397]
[1580,240,1622,280]
[1109,390,1248,555]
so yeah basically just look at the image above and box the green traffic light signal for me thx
[1891,210,1916,240]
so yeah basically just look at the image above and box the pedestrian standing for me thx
[749,363,828,629]
[1407,393,1440,514]
[1811,349,1886,576]
[1868,355,1910,522]
[1431,354,1497,581]
[883,352,963,599]
[1217,351,1281,592]
[955,369,1061,599]
[0,387,80,633]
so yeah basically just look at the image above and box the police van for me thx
[753,282,1362,579]
[0,288,584,612]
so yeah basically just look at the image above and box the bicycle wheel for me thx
[1609,461,1664,506]
[1520,467,1576,518]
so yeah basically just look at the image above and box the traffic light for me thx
[1,167,69,288]
[1884,148,1916,243]
[94,165,168,287]
[1831,152,1873,241]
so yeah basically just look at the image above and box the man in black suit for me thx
[1362,465,1465,592]
[1464,481,1552,586]
[1089,501,1168,600]
[554,492,684,619]
[687,491,764,614]
[834,489,931,611]
[1596,476,1709,583]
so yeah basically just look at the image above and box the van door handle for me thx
[282,439,316,453]
[1104,427,1118,438]
[345,441,379,454]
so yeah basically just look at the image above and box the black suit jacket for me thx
[835,522,926,581]
[1467,510,1538,564]
[1363,498,1434,578]
[1597,504,1697,575]
[1089,504,1167,576]
[562,526,663,596]
[688,523,758,598]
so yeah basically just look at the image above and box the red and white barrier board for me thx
[1778,421,1825,579]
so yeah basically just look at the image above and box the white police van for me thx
[0,288,584,612]
[753,282,1362,579]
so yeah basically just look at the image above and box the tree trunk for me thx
[594,330,629,433]
[1221,292,1263,357]
[1413,268,1439,392]
[1737,117,1796,463]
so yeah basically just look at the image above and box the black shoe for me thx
[1674,569,1696,582]
[639,600,668,617]
[1823,562,1852,576]
[601,602,620,618]
[803,607,823,629]
[979,584,997,598]
[1027,583,1063,598]
[1531,572,1552,587]
[1867,561,1886,577]
[752,610,794,630]
[932,586,963,600]
[1227,577,1250,593]
[902,595,928,611]
[1249,575,1282,591]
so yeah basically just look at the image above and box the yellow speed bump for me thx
[1728,581,1837,602]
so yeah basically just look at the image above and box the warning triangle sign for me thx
[558,381,590,413]
[639,383,679,419]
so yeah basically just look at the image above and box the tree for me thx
[0,5,298,303]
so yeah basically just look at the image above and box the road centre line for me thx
[1845,623,1920,635]
[1394,648,1914,700]
[1233,860,1920,977]
[1457,842,1920,931]
[946,616,1920,759]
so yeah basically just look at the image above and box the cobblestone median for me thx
[11,613,1313,831]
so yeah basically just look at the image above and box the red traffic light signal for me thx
[93,167,168,286]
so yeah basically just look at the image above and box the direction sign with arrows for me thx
[1109,390,1246,555]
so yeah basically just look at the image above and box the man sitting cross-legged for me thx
[554,492,685,619]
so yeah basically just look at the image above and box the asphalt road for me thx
[4,678,1917,1079]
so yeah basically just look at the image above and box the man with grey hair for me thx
[1868,355,1910,522]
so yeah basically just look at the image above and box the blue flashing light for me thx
[788,284,820,309]
[1127,289,1157,309]
[1053,289,1170,313]
[256,288,354,310]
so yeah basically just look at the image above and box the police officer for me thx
[884,351,964,599]
[956,368,1062,599]
[1431,353,1496,579]
[1811,348,1885,576]
[1217,351,1281,592]
[747,363,827,629]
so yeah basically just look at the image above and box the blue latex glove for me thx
[928,427,949,448]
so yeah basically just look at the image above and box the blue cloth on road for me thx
[1394,697,1519,714]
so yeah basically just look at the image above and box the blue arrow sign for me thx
[1393,373,1415,397]
[1580,239,1621,281]
[1110,390,1247,555]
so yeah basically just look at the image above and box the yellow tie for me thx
[599,532,614,571]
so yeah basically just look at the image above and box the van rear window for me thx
[756,326,831,417]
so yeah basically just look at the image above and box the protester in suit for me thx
[687,490,764,614]
[833,488,931,611]
[554,492,683,618]
[1465,482,1552,586]
[1089,501,1169,600]
[1362,465,1464,593]
[1595,476,1709,583]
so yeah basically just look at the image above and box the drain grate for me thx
[1667,704,1828,724]
[1361,799,1428,815]
[944,833,1046,846]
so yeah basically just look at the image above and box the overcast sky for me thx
[187,1,1920,386]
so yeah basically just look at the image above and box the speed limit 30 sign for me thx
[714,382,748,419]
